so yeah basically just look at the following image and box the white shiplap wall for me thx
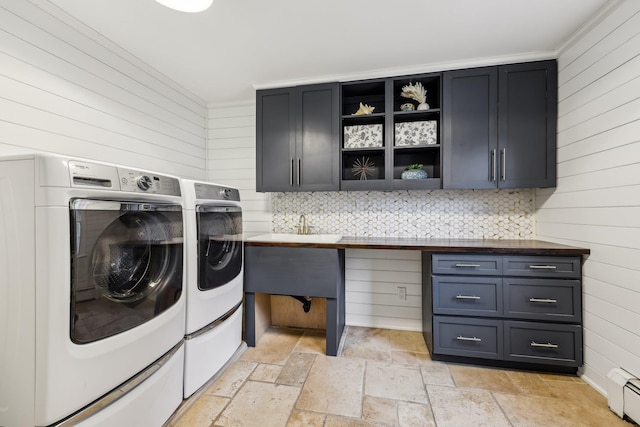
[0,0,207,177]
[207,103,271,233]
[346,249,422,330]
[536,0,640,394]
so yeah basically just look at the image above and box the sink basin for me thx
[247,233,342,243]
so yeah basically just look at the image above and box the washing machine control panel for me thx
[118,168,181,196]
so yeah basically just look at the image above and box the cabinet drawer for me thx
[504,279,581,322]
[432,254,502,276]
[433,316,503,360]
[503,256,580,279]
[433,276,502,317]
[504,321,582,366]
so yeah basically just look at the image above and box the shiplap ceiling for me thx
[48,0,612,105]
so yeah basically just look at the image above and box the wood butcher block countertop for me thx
[244,235,590,256]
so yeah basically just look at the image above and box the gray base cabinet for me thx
[244,246,345,356]
[423,252,583,371]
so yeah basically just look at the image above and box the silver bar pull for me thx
[457,336,482,342]
[491,149,497,182]
[501,148,506,181]
[529,298,558,304]
[290,158,294,186]
[454,263,481,268]
[456,295,481,300]
[528,265,558,270]
[297,158,301,186]
[530,341,559,349]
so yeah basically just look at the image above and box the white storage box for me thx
[394,121,437,146]
[343,124,383,149]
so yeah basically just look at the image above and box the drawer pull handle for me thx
[529,298,558,304]
[456,295,481,300]
[528,265,557,270]
[454,263,481,268]
[530,341,559,349]
[456,335,482,342]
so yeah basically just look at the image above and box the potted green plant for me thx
[401,163,428,180]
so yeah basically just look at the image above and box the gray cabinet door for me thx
[498,60,557,188]
[432,254,502,276]
[256,83,339,192]
[433,276,503,317]
[256,87,296,192]
[443,66,498,189]
[433,316,503,360]
[443,60,557,190]
[504,321,582,366]
[296,83,340,191]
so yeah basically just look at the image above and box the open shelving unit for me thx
[340,79,388,191]
[339,73,442,191]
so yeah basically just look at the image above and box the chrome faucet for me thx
[297,214,310,235]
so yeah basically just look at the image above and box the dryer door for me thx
[197,205,242,291]
[70,200,183,344]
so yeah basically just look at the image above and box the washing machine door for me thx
[69,199,183,344]
[197,205,242,291]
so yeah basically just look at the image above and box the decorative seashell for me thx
[353,102,375,115]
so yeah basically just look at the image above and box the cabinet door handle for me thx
[501,148,506,181]
[529,298,558,304]
[530,341,559,349]
[456,336,482,342]
[297,158,301,186]
[528,265,557,270]
[289,158,294,186]
[491,149,497,182]
[454,263,481,268]
[456,295,481,300]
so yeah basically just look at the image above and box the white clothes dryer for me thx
[0,154,185,427]
[181,179,243,398]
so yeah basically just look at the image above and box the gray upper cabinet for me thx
[443,60,557,189]
[442,67,498,189]
[256,83,339,192]
[255,60,557,192]
[498,61,557,188]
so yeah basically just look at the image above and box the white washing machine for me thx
[0,154,185,427]
[181,179,243,398]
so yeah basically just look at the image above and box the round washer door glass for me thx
[197,206,242,290]
[70,200,183,344]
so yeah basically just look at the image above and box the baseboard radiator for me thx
[607,368,640,424]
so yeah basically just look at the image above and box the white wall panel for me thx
[207,103,271,234]
[558,0,640,81]
[0,0,206,178]
[536,0,640,395]
[345,249,422,331]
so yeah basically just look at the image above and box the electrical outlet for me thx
[397,286,406,300]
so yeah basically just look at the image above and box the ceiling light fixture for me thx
[155,0,213,13]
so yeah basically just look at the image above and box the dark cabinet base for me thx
[423,251,583,373]
[244,246,345,356]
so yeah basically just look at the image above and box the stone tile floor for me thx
[168,326,634,427]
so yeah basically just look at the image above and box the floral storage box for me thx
[394,120,437,146]
[343,124,383,149]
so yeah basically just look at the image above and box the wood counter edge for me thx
[243,237,590,256]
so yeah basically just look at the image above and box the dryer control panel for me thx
[194,182,240,201]
[118,167,181,196]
